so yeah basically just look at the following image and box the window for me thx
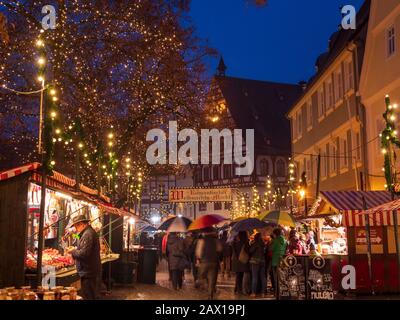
[318,87,326,119]
[306,101,313,128]
[341,137,348,169]
[214,202,222,211]
[260,159,269,176]
[354,131,362,162]
[306,159,311,182]
[223,164,231,179]
[203,166,210,181]
[224,202,232,210]
[292,117,297,140]
[388,26,396,57]
[335,69,343,102]
[297,110,302,137]
[199,203,207,211]
[276,159,286,177]
[321,148,328,178]
[345,59,354,92]
[213,165,220,180]
[326,80,334,111]
[330,143,337,174]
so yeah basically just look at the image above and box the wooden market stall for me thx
[0,163,137,288]
[302,190,399,294]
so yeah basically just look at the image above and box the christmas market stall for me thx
[303,190,399,293]
[0,163,137,289]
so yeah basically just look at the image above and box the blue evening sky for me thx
[190,0,365,84]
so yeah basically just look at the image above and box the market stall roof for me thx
[305,191,394,227]
[0,162,135,218]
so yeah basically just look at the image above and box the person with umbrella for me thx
[166,232,188,290]
[195,228,223,300]
[271,227,287,298]
[231,231,250,295]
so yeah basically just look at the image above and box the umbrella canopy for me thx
[231,218,268,233]
[167,217,188,233]
[158,216,192,231]
[258,210,296,228]
[188,214,227,231]
[143,225,158,232]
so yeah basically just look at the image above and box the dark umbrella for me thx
[158,216,192,231]
[142,225,158,233]
[231,218,268,233]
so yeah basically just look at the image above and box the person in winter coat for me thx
[166,233,187,290]
[66,215,101,300]
[249,233,266,298]
[271,228,287,297]
[220,231,232,278]
[287,231,303,255]
[184,232,199,287]
[195,230,223,300]
[231,231,250,295]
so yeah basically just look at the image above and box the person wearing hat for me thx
[65,215,101,300]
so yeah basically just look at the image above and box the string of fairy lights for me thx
[380,95,400,194]
[230,158,304,219]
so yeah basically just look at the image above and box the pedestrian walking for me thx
[231,231,250,295]
[166,233,188,290]
[271,228,287,298]
[220,230,232,278]
[195,229,223,300]
[249,233,266,298]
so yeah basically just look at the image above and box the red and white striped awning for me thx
[308,191,396,227]
[0,162,40,181]
[342,210,400,227]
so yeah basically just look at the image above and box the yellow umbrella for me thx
[258,210,296,228]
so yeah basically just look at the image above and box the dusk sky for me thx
[190,0,365,84]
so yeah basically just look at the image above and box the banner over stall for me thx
[168,187,232,203]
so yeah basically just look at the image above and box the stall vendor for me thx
[66,215,101,300]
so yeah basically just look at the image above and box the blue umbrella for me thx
[231,218,268,233]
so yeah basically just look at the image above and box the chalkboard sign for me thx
[307,256,334,300]
[278,255,306,300]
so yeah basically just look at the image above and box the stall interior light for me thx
[128,218,135,225]
[55,192,72,201]
[80,201,91,206]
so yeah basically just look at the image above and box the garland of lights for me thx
[380,95,400,194]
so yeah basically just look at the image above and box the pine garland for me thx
[381,95,400,194]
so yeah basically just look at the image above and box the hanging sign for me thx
[168,188,232,203]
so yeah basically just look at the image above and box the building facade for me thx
[360,0,400,191]
[287,1,370,203]
[191,68,302,219]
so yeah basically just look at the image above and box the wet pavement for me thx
[103,259,400,300]
[105,259,275,301]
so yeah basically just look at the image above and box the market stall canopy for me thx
[307,191,394,227]
[359,198,400,226]
[0,162,134,218]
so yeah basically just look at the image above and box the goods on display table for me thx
[0,286,80,300]
[0,163,133,288]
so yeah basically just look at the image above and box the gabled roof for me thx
[214,75,303,154]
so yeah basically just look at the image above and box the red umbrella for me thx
[188,214,227,231]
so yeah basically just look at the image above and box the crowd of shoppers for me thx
[160,227,319,299]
